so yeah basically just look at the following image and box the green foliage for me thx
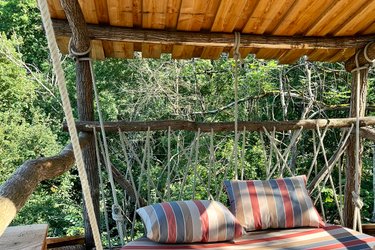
[0,35,83,236]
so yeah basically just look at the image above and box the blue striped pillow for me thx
[224,175,325,231]
[136,200,243,243]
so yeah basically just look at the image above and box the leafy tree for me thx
[0,35,83,236]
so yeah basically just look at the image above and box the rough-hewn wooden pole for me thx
[59,1,99,248]
[343,67,368,228]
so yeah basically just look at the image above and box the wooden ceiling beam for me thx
[52,19,375,50]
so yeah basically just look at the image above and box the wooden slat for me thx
[49,0,66,19]
[306,0,368,36]
[233,1,259,31]
[56,36,70,55]
[172,45,195,59]
[93,0,109,23]
[256,48,287,60]
[102,40,114,57]
[133,0,143,27]
[273,0,337,36]
[173,0,207,59]
[142,0,167,58]
[77,0,99,24]
[242,0,294,34]
[46,235,84,249]
[142,43,162,58]
[91,40,105,60]
[0,224,48,250]
[306,49,336,62]
[111,41,134,58]
[363,22,375,35]
[278,49,309,64]
[200,47,223,59]
[334,1,375,36]
[210,0,249,32]
[201,0,221,31]
[107,0,133,27]
[166,0,182,29]
[325,48,355,63]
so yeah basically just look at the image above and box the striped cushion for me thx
[224,175,325,231]
[136,200,244,243]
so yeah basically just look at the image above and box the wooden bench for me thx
[0,224,48,250]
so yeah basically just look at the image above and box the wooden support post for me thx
[343,67,368,228]
[59,1,99,249]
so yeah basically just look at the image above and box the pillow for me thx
[136,200,243,243]
[224,175,324,231]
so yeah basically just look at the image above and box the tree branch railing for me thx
[63,117,375,133]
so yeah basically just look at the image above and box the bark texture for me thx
[343,68,368,228]
[0,134,90,236]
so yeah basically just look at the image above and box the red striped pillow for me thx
[136,200,243,243]
[224,175,324,231]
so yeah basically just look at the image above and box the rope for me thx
[37,0,103,248]
[94,129,112,249]
[233,32,241,180]
[363,42,375,66]
[90,52,125,244]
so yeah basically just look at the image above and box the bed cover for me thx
[121,225,375,250]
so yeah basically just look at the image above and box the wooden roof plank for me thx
[142,0,168,57]
[172,45,195,59]
[112,41,134,58]
[173,0,207,59]
[211,0,249,32]
[306,0,368,36]
[334,1,375,36]
[278,49,309,64]
[133,0,143,27]
[49,0,66,19]
[166,0,182,29]
[242,0,294,34]
[56,36,70,55]
[91,40,106,60]
[102,40,115,57]
[142,43,162,58]
[257,48,288,60]
[273,0,338,36]
[325,48,355,63]
[78,0,99,24]
[201,0,221,31]
[107,0,133,27]
[233,1,259,31]
[200,47,223,59]
[93,0,110,23]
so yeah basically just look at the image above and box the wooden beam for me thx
[63,117,375,133]
[345,42,375,72]
[59,0,98,248]
[52,19,375,50]
[344,67,369,228]
[0,135,90,236]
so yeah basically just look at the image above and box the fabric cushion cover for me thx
[224,175,324,231]
[136,200,244,243]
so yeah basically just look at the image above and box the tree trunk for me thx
[59,0,98,248]
[343,68,368,228]
[0,135,90,236]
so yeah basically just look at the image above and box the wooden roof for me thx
[48,0,375,63]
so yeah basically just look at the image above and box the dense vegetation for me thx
[0,0,374,245]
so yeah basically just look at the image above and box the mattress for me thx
[121,225,375,249]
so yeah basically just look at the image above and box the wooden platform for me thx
[363,223,375,237]
[0,224,48,250]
